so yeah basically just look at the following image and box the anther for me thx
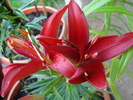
[84,72,88,77]
[92,52,98,58]
[84,54,90,60]
[91,34,100,44]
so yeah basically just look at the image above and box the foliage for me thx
[10,0,64,9]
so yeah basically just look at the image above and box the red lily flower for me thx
[37,0,133,91]
[1,30,75,97]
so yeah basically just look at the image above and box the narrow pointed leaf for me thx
[90,29,109,36]
[108,79,122,100]
[116,47,133,80]
[26,23,42,30]
[83,0,110,15]
[68,0,89,54]
[14,9,29,21]
[92,6,133,16]
[125,69,133,78]
[110,58,120,82]
[53,88,64,100]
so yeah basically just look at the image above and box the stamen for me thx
[46,66,52,75]
[84,54,90,60]
[91,34,100,44]
[27,34,51,64]
[92,52,98,58]
[84,72,88,77]
[18,29,30,41]
[27,34,44,61]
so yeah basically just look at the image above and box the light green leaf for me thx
[90,29,109,36]
[108,79,122,100]
[110,24,127,33]
[125,69,133,78]
[104,12,111,34]
[116,47,133,80]
[65,84,71,100]
[92,6,133,16]
[119,1,133,6]
[110,58,120,82]
[87,15,103,22]
[124,15,133,32]
[83,0,111,15]
[109,28,122,35]
[53,88,64,100]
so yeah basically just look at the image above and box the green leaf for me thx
[13,9,29,21]
[124,14,133,32]
[125,69,133,78]
[116,47,133,80]
[110,24,127,33]
[76,84,101,100]
[87,15,103,22]
[92,6,133,16]
[104,12,111,34]
[110,58,120,82]
[53,88,64,100]
[112,14,130,31]
[65,84,71,100]
[26,23,42,30]
[31,16,47,23]
[19,0,35,10]
[109,28,122,35]
[83,0,111,15]
[90,29,109,36]
[108,79,122,100]
[120,1,133,6]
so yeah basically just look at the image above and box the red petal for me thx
[37,36,80,63]
[1,60,46,97]
[41,5,68,38]
[87,32,133,61]
[67,67,86,84]
[68,0,89,54]
[6,37,44,60]
[49,51,76,78]
[68,60,107,90]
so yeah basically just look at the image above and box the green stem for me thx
[44,75,64,97]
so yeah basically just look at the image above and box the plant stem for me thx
[105,68,110,76]
[33,1,40,16]
[40,0,48,17]
[44,75,64,97]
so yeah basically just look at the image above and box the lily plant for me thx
[1,0,133,99]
